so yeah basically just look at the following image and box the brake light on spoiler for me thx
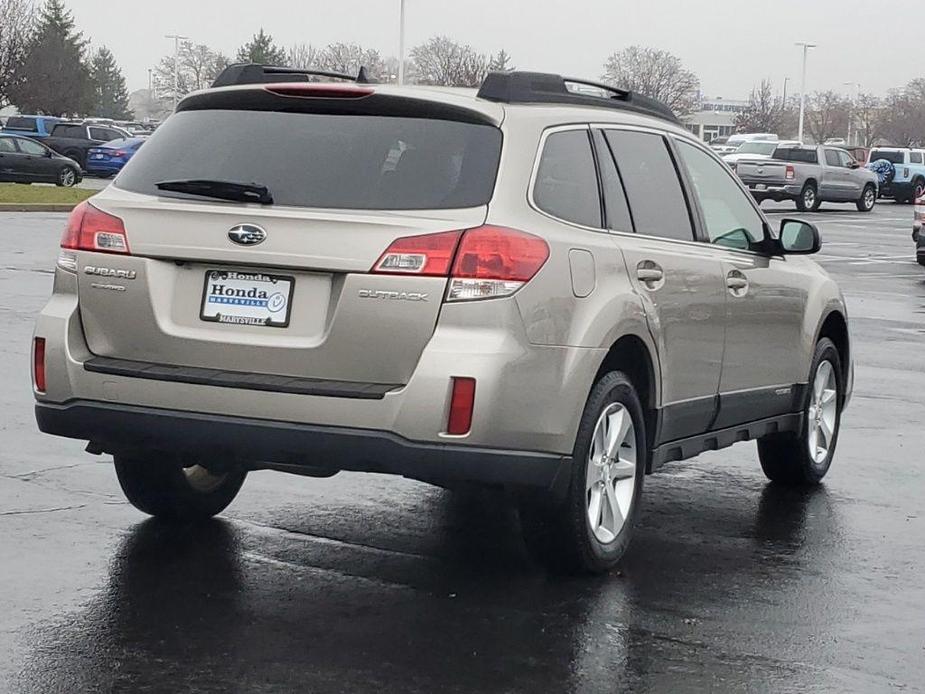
[372,225,549,301]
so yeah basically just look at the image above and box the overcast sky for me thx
[66,0,923,98]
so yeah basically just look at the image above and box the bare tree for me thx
[288,43,319,70]
[735,79,785,133]
[854,93,883,147]
[601,46,700,117]
[410,36,488,87]
[881,80,925,146]
[805,91,851,144]
[153,41,229,101]
[0,0,36,108]
[318,43,384,80]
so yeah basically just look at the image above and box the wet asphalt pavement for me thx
[1,201,924,693]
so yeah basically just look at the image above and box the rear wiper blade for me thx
[155,179,274,205]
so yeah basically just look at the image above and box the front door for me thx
[672,137,809,429]
[16,137,58,182]
[594,128,726,443]
[0,137,20,181]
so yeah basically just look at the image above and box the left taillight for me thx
[60,200,129,254]
[371,225,549,302]
[33,337,46,393]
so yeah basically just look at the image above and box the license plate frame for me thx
[753,183,768,191]
[200,269,295,328]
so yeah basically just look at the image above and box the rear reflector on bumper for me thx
[447,377,476,435]
[33,337,46,393]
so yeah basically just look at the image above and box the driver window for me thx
[17,139,46,155]
[837,150,855,168]
[675,140,766,251]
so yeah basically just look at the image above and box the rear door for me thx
[595,126,726,443]
[76,103,504,386]
[0,137,20,181]
[672,137,810,428]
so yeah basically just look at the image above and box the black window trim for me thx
[590,128,636,233]
[527,123,607,233]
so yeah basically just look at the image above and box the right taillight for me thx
[61,200,129,254]
[786,165,795,180]
[372,225,549,302]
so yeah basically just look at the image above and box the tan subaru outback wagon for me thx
[33,67,852,573]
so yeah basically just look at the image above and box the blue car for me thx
[1,114,62,138]
[84,137,146,177]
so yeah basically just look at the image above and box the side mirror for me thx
[848,161,860,169]
[779,219,821,254]
[44,149,53,157]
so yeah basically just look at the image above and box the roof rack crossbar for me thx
[475,71,678,124]
[211,63,372,89]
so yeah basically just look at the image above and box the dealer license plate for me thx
[200,270,294,328]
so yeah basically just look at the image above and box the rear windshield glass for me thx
[772,148,818,164]
[5,116,36,131]
[869,150,905,164]
[736,142,778,155]
[116,110,503,210]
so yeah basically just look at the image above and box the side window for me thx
[17,139,46,155]
[0,138,16,153]
[824,149,842,167]
[89,127,111,141]
[911,151,923,164]
[837,150,855,168]
[533,129,602,228]
[55,125,82,138]
[105,129,124,141]
[675,140,767,251]
[591,130,633,232]
[604,129,693,241]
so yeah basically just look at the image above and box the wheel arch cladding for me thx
[817,311,849,384]
[594,334,658,459]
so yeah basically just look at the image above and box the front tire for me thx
[757,338,843,486]
[519,371,646,574]
[856,184,876,212]
[57,167,78,188]
[114,453,247,520]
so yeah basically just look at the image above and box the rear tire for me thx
[114,453,247,521]
[519,371,646,574]
[795,183,820,212]
[757,338,842,486]
[856,184,876,212]
[57,167,78,188]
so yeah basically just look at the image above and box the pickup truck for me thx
[1,114,62,139]
[41,122,129,171]
[866,147,925,203]
[734,145,879,212]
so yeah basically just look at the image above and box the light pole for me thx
[795,42,816,144]
[844,81,861,145]
[782,76,790,105]
[398,0,406,85]
[165,34,189,110]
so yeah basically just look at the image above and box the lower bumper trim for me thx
[35,400,569,490]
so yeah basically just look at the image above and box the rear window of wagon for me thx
[115,109,503,210]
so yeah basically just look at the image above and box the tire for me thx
[114,452,247,521]
[856,184,876,212]
[795,183,820,212]
[57,167,78,188]
[757,338,843,486]
[519,371,646,574]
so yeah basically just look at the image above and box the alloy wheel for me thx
[586,403,637,543]
[807,360,838,464]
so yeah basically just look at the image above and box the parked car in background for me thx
[42,122,130,171]
[913,194,925,265]
[723,140,801,166]
[84,137,146,177]
[736,145,878,211]
[0,134,82,186]
[713,132,779,155]
[1,115,63,139]
[866,147,925,203]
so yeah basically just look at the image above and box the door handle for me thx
[726,270,748,296]
[637,268,664,282]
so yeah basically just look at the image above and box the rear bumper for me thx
[84,162,122,175]
[880,181,913,199]
[742,181,802,198]
[35,400,570,489]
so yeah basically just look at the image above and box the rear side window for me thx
[0,138,16,153]
[117,110,502,210]
[89,127,112,141]
[773,148,819,164]
[604,130,693,241]
[17,139,46,155]
[53,124,84,138]
[533,130,602,228]
[911,151,923,164]
[5,116,36,132]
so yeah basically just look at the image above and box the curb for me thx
[0,203,80,212]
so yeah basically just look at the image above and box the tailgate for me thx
[736,160,790,185]
[77,190,486,385]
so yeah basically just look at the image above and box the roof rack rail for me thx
[476,71,679,124]
[211,63,372,89]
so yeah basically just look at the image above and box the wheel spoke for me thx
[820,388,837,406]
[588,484,603,532]
[611,460,635,480]
[605,408,627,459]
[604,481,623,534]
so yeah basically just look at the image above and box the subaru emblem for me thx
[228,224,267,246]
